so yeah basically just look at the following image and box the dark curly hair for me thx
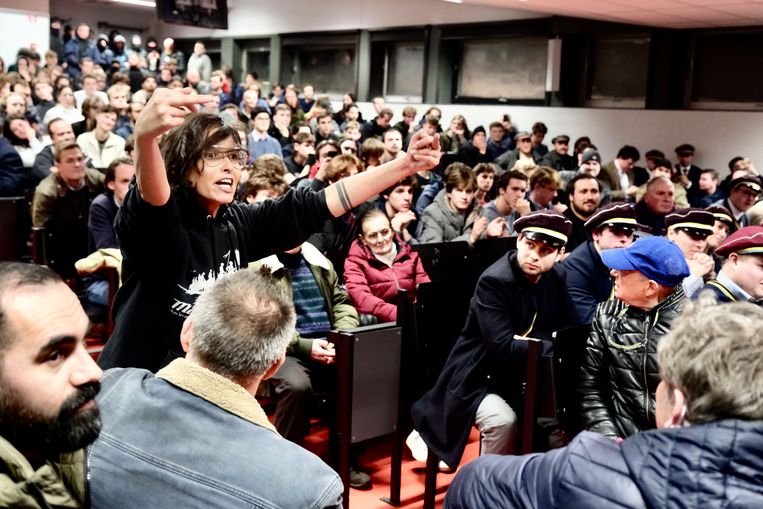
[159,112,246,191]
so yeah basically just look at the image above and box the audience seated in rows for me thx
[4,28,763,505]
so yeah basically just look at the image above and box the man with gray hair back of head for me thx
[188,267,295,379]
[444,298,763,509]
[86,268,343,508]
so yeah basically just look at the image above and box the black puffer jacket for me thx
[577,287,686,438]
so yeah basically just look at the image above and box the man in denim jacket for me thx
[87,269,343,508]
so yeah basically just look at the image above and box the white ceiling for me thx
[462,0,763,28]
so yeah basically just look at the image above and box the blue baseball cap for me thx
[601,236,689,287]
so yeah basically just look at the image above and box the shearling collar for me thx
[157,358,277,434]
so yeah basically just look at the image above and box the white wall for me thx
[355,101,763,176]
[156,0,541,39]
[0,3,50,68]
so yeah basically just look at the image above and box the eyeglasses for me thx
[323,150,339,158]
[202,149,249,169]
[519,138,532,143]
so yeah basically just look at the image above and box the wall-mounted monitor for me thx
[156,0,228,30]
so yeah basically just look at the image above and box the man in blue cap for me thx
[577,236,690,440]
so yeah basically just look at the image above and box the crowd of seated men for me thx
[1,23,763,508]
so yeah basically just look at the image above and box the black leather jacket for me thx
[577,287,686,438]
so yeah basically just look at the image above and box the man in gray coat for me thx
[418,162,488,243]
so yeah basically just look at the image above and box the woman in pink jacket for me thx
[344,208,430,323]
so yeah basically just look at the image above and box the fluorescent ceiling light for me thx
[444,0,463,4]
[110,0,156,7]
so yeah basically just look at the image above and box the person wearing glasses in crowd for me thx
[97,88,442,372]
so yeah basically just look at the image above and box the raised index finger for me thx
[160,87,216,106]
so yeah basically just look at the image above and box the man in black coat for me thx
[564,202,638,326]
[411,210,578,468]
[31,118,76,188]
[673,143,702,205]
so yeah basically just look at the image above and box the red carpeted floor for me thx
[301,423,481,509]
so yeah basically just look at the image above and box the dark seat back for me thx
[412,241,474,281]
[0,196,30,261]
[37,218,89,280]
[472,236,516,276]
[411,277,478,395]
[553,324,592,436]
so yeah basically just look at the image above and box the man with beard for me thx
[0,262,102,507]
[563,174,601,252]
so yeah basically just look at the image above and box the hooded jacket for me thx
[343,236,430,323]
[445,419,763,509]
[577,287,687,438]
[98,185,332,372]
